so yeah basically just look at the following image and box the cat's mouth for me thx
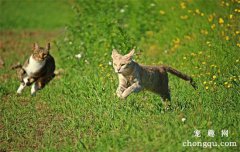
[115,69,122,73]
[37,58,44,61]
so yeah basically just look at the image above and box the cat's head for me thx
[111,49,135,74]
[32,43,50,61]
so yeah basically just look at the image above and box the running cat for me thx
[111,49,196,101]
[13,43,55,95]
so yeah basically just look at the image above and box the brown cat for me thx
[12,43,55,95]
[111,49,196,101]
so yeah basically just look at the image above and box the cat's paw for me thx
[116,92,125,99]
[116,92,120,97]
[119,95,126,100]
[31,92,36,96]
[16,90,22,94]
[116,90,122,97]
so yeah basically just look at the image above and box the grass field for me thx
[0,0,239,151]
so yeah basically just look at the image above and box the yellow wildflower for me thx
[211,24,216,29]
[202,62,206,65]
[218,18,224,24]
[183,56,187,60]
[159,10,165,15]
[227,84,231,88]
[229,14,233,19]
[224,82,228,85]
[237,43,240,47]
[213,75,217,79]
[191,53,196,56]
[201,29,208,35]
[225,36,229,41]
[203,81,207,85]
[184,35,191,40]
[235,9,240,13]
[173,38,180,44]
[180,15,188,20]
[205,86,209,90]
[180,2,186,9]
[236,59,239,63]
[236,31,240,34]
[195,9,200,14]
[208,15,213,22]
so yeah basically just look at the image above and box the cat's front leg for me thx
[121,82,142,99]
[17,82,26,94]
[116,85,126,98]
[31,82,39,96]
[116,74,128,98]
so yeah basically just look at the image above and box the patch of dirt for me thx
[0,30,61,60]
[0,57,4,68]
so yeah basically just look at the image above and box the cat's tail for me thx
[163,66,197,89]
[11,62,22,70]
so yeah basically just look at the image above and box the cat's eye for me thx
[121,64,126,66]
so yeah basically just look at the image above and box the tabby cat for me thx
[13,43,55,95]
[111,49,196,101]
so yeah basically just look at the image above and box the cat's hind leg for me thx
[159,90,171,111]
[160,90,171,102]
[31,82,39,96]
[33,74,55,94]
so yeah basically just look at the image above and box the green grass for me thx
[0,0,239,151]
[0,0,74,30]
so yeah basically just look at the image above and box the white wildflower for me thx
[75,53,82,59]
[120,9,125,13]
[150,3,155,7]
[182,118,186,122]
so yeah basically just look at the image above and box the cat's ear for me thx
[111,49,119,58]
[125,49,135,59]
[33,43,39,50]
[46,43,50,50]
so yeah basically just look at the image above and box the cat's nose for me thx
[115,68,120,73]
